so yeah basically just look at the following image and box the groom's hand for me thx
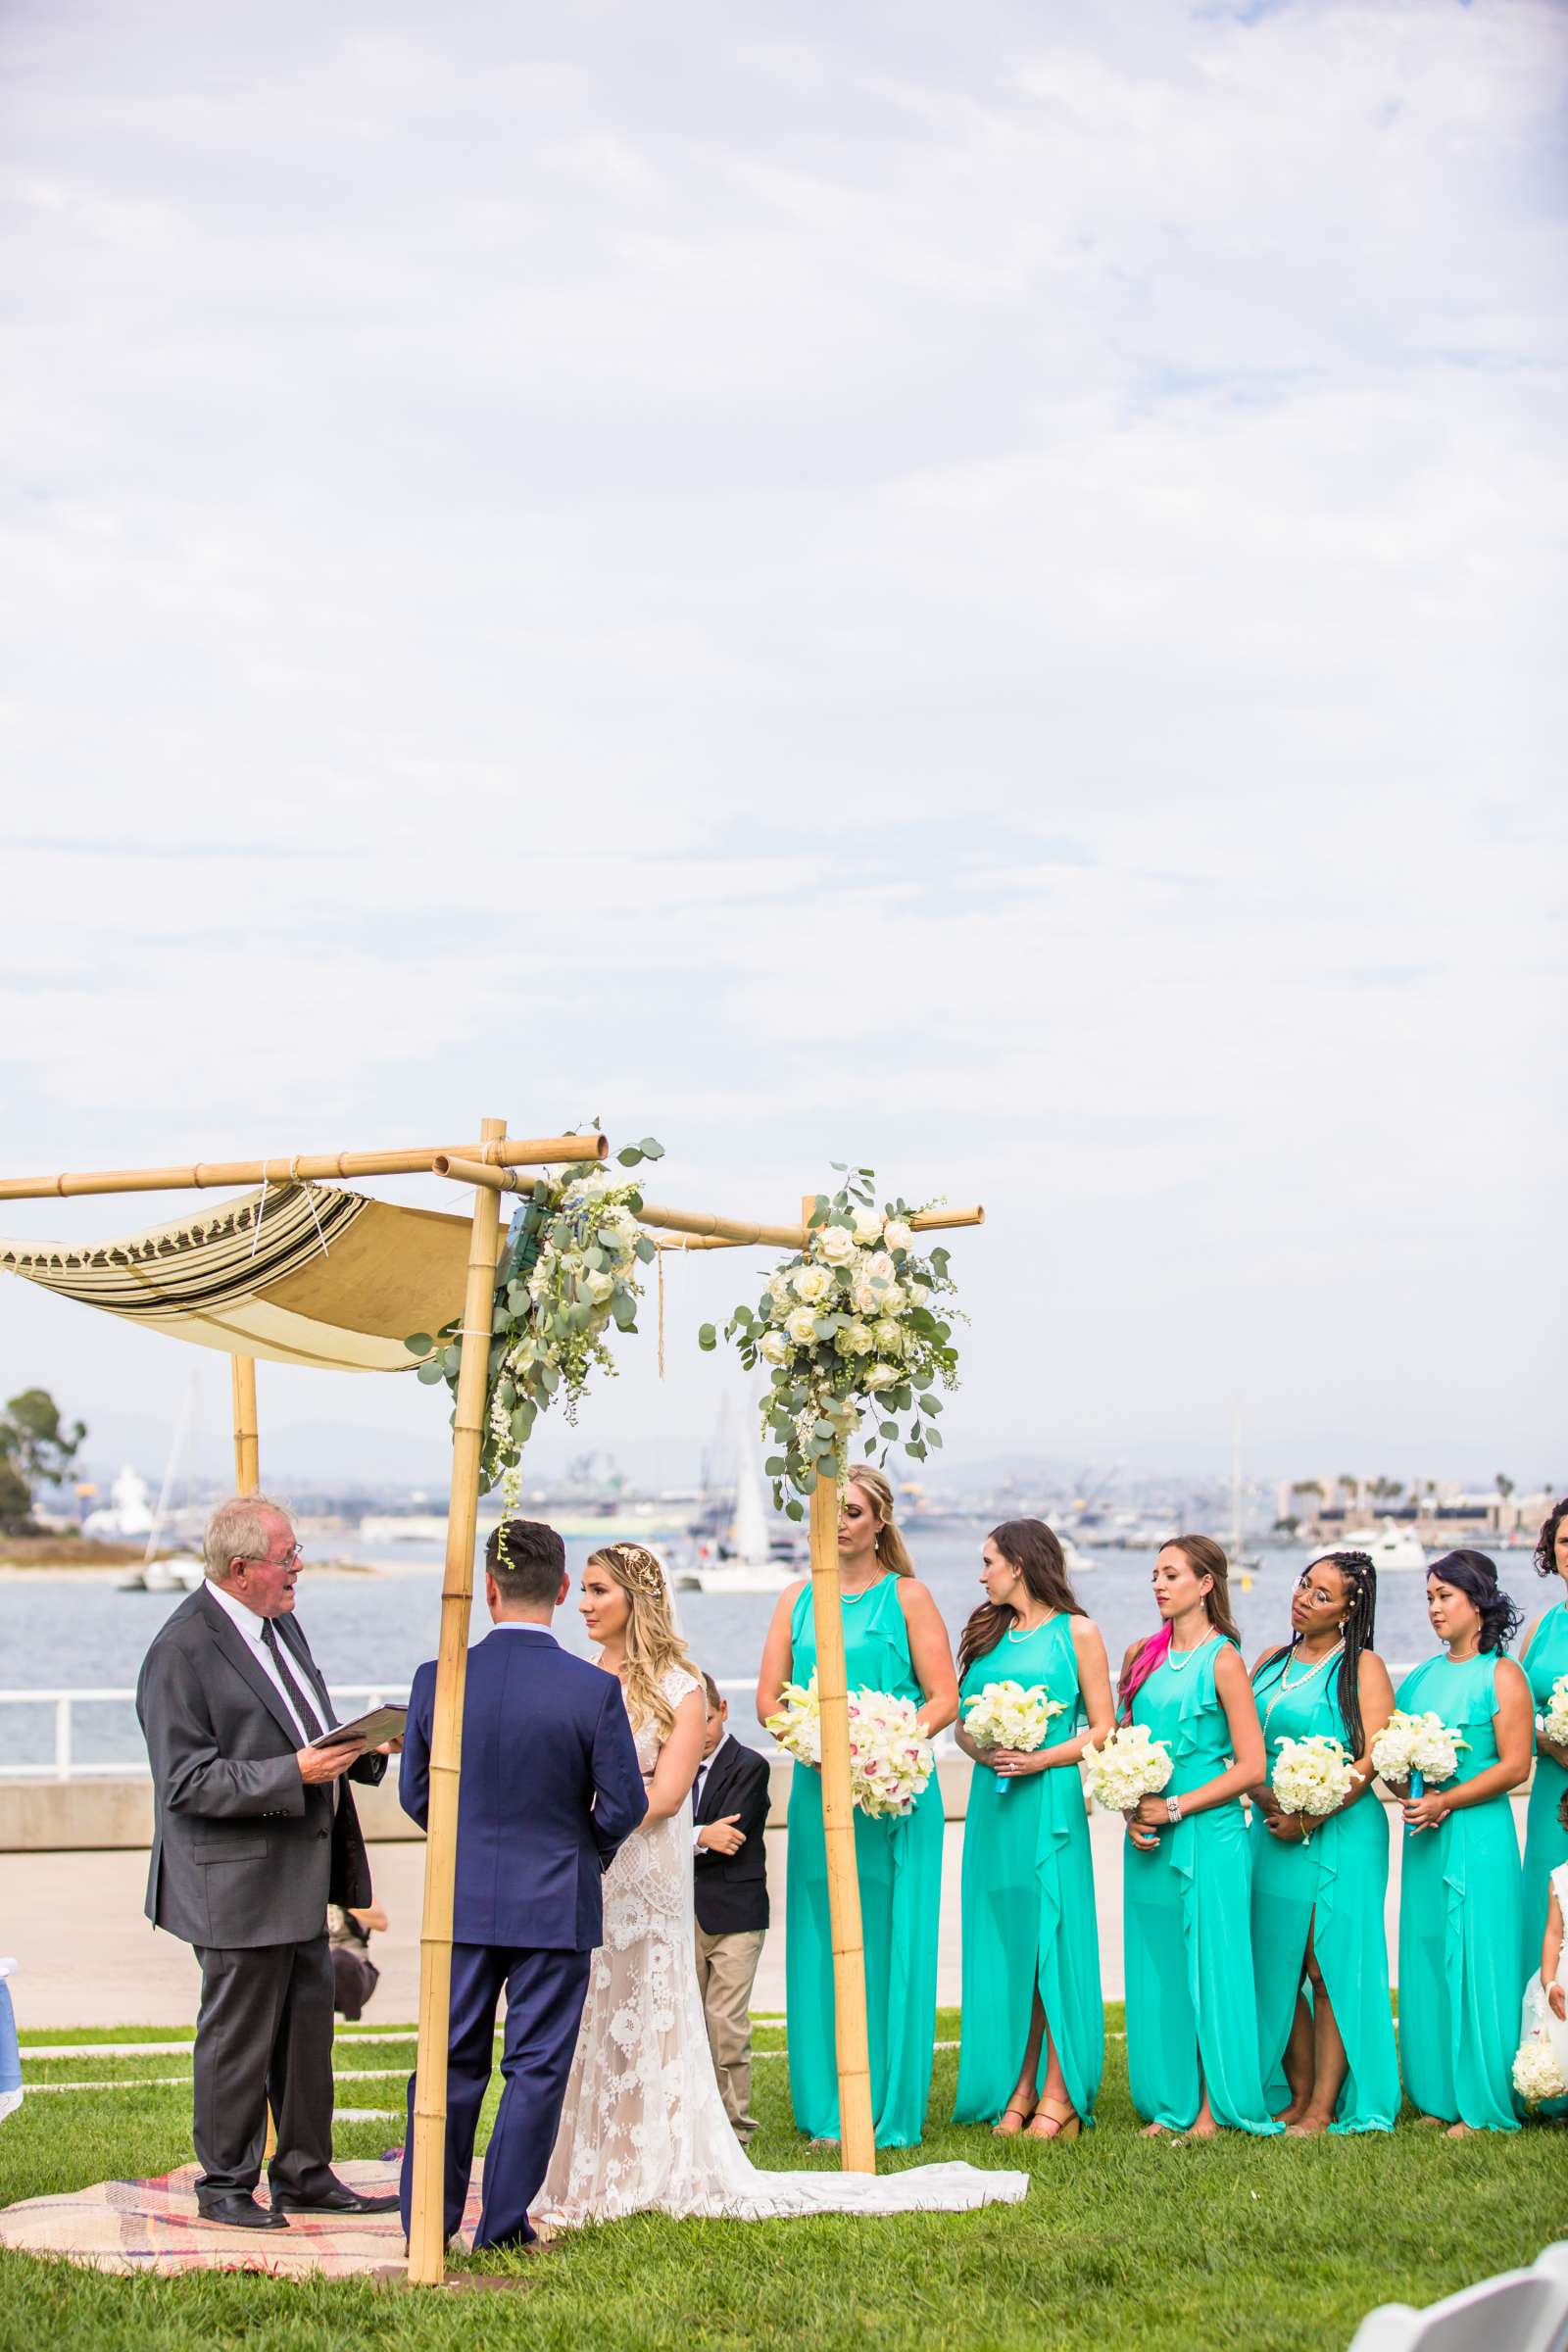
[697,1813,745,1856]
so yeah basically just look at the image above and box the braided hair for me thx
[1272,1551,1378,1754]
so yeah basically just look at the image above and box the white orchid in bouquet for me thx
[766,1674,934,1818]
[701,1164,960,1518]
[1539,1672,1568,1748]
[405,1131,664,1501]
[1369,1709,1468,1791]
[1512,2033,1568,2106]
[1081,1724,1174,1815]
[962,1682,1066,1796]
[1270,1733,1361,1819]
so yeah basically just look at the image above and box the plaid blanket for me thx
[0,2157,471,2277]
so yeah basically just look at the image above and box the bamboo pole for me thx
[229,1356,259,1495]
[0,1132,605,1203]
[427,1175,986,1250]
[407,1117,506,2288]
[804,1197,877,2176]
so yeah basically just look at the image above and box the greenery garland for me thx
[700,1163,958,1518]
[406,1134,663,1499]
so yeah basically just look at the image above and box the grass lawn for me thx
[2,2007,1564,2352]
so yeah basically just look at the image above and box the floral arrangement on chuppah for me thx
[766,1673,935,1818]
[700,1163,960,1519]
[405,1133,664,1503]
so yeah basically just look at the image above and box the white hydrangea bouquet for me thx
[962,1682,1066,1797]
[1512,2032,1568,2106]
[1539,1672,1568,1747]
[1369,1709,1468,1796]
[406,1133,664,1498]
[702,1164,959,1517]
[1271,1733,1361,1819]
[1081,1723,1174,1815]
[767,1674,935,1818]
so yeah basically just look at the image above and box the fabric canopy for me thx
[0,1182,493,1371]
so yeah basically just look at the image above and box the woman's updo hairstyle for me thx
[1427,1548,1523,1654]
[1533,1497,1568,1581]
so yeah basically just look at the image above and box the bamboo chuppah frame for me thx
[431,1158,985,2182]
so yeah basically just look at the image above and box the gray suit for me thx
[136,1583,386,2200]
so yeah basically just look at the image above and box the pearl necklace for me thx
[1165,1632,1216,1675]
[1262,1642,1343,1734]
[1007,1611,1056,1642]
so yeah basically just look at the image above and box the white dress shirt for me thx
[693,1729,730,1851]
[205,1577,318,1748]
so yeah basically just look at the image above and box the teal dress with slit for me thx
[1250,1649,1398,2131]
[1520,1600,1568,2118]
[1123,1637,1281,2133]
[1395,1650,1522,2132]
[784,1574,943,2146]
[952,1615,1102,2126]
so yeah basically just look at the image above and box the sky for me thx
[0,0,1563,1497]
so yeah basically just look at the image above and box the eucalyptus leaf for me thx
[698,1322,717,1350]
[404,1333,433,1355]
[416,1360,446,1385]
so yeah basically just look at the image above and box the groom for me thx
[398,1518,645,2252]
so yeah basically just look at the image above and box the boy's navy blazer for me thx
[400,1627,646,1951]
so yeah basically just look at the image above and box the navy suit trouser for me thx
[400,1941,592,2249]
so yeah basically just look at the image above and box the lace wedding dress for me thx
[537,1665,1027,2227]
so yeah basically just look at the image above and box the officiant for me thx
[135,1495,399,2230]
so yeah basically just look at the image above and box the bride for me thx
[537,1541,1026,2226]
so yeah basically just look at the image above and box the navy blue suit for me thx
[398,1626,645,2248]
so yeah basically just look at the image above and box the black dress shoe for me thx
[271,2184,402,2217]
[194,2193,290,2231]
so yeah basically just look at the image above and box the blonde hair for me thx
[586,1543,700,1740]
[846,1463,915,1578]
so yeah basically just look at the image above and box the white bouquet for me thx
[766,1676,934,1819]
[1539,1672,1568,1747]
[1370,1710,1468,1791]
[1271,1733,1361,1819]
[962,1681,1066,1797]
[1512,2034,1568,2106]
[1081,1723,1174,1814]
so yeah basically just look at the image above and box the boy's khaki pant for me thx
[693,1924,765,2139]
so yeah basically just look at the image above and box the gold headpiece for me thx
[605,1542,666,1597]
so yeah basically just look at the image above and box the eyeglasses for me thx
[235,1544,304,1571]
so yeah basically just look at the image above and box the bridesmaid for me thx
[757,1463,957,2147]
[1120,1536,1281,2137]
[952,1520,1113,2140]
[1391,1550,1533,2135]
[1520,1497,1568,1981]
[1248,1551,1399,2133]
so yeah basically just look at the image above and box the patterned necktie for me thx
[261,1618,327,1744]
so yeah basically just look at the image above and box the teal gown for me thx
[784,1575,943,2146]
[1250,1649,1398,2132]
[1395,1651,1522,2132]
[1123,1638,1281,2133]
[1519,1600,1568,2117]
[953,1616,1102,2127]
[1521,1600,1568,1972]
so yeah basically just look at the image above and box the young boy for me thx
[692,1672,771,2142]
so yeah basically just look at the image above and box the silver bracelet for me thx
[1165,1794,1182,1826]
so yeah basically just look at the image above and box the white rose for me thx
[851,1206,884,1245]
[759,1330,790,1365]
[863,1250,896,1284]
[879,1283,906,1315]
[883,1218,914,1254]
[785,1305,821,1347]
[850,1275,879,1315]
[836,1320,874,1356]
[863,1362,901,1392]
[583,1269,615,1304]
[871,1317,904,1352]
[815,1224,858,1266]
[791,1263,832,1304]
[905,1281,929,1308]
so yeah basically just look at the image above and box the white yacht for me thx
[676,1400,795,1596]
[1336,1519,1427,1573]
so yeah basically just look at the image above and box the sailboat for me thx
[676,1398,795,1596]
[115,1378,206,1592]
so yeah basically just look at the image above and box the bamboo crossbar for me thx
[0,1133,606,1203]
[615,1201,985,1249]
